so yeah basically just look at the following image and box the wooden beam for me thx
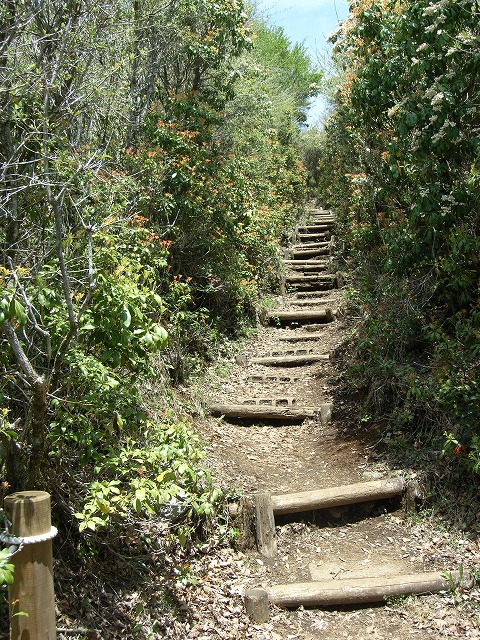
[288,267,329,275]
[293,291,333,298]
[283,259,329,266]
[297,225,332,233]
[289,249,330,259]
[271,477,405,515]
[285,274,334,283]
[255,493,277,558]
[292,241,330,250]
[267,309,335,323]
[298,233,330,240]
[289,298,336,306]
[250,353,330,366]
[309,226,333,233]
[209,403,319,420]
[267,570,471,608]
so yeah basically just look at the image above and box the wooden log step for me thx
[293,236,330,249]
[264,570,470,609]
[286,281,336,292]
[310,222,334,229]
[250,353,329,366]
[209,404,319,420]
[297,225,332,233]
[285,264,329,273]
[311,209,332,215]
[270,477,405,515]
[290,298,336,306]
[291,241,330,250]
[290,248,330,259]
[283,259,329,266]
[293,291,334,298]
[267,348,315,355]
[285,274,334,284]
[267,308,335,324]
[298,233,330,242]
[311,219,335,226]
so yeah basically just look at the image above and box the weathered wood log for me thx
[209,404,318,420]
[290,298,336,306]
[289,248,330,259]
[4,491,57,640]
[284,262,329,272]
[270,477,405,515]
[251,353,330,366]
[294,225,330,235]
[292,241,330,250]
[298,232,330,240]
[245,588,270,623]
[267,570,471,608]
[283,259,329,266]
[286,274,334,283]
[267,309,335,324]
[234,496,256,550]
[287,283,335,293]
[255,493,277,558]
[287,266,329,275]
[297,225,332,233]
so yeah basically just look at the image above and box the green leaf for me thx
[9,297,28,326]
[153,293,164,307]
[80,323,96,332]
[120,306,131,328]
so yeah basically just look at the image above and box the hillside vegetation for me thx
[313,0,480,474]
[0,0,320,567]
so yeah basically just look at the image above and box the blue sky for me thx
[253,0,351,124]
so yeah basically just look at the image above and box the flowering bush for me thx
[319,0,480,472]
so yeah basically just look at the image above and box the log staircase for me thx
[208,208,470,624]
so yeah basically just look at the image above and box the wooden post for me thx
[244,588,270,623]
[255,492,277,558]
[4,491,56,640]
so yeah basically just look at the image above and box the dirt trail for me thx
[182,207,479,640]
